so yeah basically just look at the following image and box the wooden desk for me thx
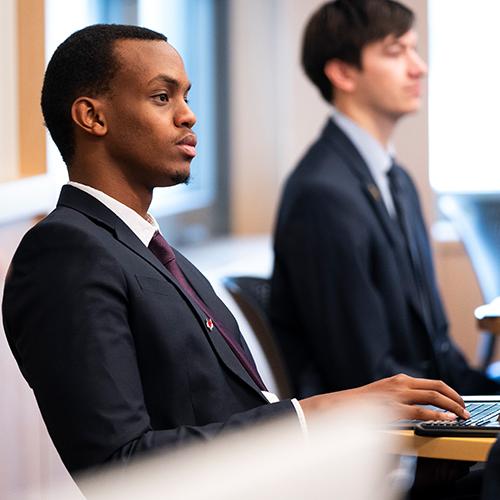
[475,298,500,335]
[388,300,500,463]
[390,430,495,462]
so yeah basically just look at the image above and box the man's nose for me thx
[176,101,196,128]
[409,51,428,77]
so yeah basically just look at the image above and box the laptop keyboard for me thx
[415,402,500,437]
[459,402,500,427]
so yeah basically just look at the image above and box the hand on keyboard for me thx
[415,402,500,436]
[299,373,470,421]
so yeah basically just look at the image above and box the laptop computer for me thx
[396,396,500,437]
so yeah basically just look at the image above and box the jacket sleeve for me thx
[2,223,295,474]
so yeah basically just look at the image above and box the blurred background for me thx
[1,0,499,496]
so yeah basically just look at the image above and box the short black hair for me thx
[302,0,414,103]
[41,24,168,166]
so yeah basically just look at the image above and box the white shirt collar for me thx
[68,181,159,247]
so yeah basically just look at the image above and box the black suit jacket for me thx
[270,119,497,397]
[2,186,294,473]
[483,437,500,499]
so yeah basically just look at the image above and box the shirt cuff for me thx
[291,398,308,437]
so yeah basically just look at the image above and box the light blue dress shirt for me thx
[331,108,396,217]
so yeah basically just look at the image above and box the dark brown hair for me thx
[302,0,414,103]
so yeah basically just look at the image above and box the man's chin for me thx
[389,106,418,121]
[156,169,190,187]
[172,171,190,186]
[403,98,422,114]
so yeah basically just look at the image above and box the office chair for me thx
[222,276,292,399]
[440,194,500,374]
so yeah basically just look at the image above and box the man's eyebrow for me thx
[382,36,401,45]
[381,39,405,51]
[148,74,192,92]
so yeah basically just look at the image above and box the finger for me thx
[397,403,458,422]
[406,378,465,409]
[401,389,469,419]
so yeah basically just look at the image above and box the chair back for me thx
[222,276,292,399]
[440,194,500,368]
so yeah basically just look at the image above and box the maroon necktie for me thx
[148,231,267,391]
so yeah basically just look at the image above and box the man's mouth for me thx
[406,84,421,97]
[176,134,197,158]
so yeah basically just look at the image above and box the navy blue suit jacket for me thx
[3,186,294,473]
[483,437,500,499]
[270,119,497,397]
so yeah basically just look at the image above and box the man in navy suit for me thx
[271,0,499,398]
[2,24,468,476]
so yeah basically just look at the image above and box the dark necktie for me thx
[387,163,433,330]
[148,231,268,391]
[387,164,419,267]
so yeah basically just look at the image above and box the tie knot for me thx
[148,231,176,265]
[387,157,397,175]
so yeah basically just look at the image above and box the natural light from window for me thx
[44,0,216,216]
[429,0,500,193]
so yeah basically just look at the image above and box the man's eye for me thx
[154,93,169,103]
[184,96,190,104]
[385,44,403,56]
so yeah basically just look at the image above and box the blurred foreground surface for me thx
[14,400,406,500]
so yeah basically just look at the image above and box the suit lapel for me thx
[322,120,402,250]
[58,185,181,284]
[173,252,266,398]
[57,185,266,400]
[362,176,429,325]
[362,183,401,249]
[200,320,265,396]
[322,121,433,333]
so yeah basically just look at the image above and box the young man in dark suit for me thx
[2,24,467,476]
[271,0,499,398]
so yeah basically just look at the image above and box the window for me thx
[428,0,500,193]
[43,0,227,242]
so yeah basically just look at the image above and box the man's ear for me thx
[71,97,108,137]
[324,59,359,94]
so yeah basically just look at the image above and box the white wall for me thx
[228,0,329,235]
